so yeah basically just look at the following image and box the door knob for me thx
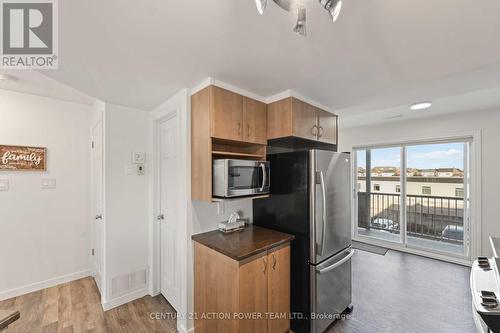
[157,214,165,221]
[95,215,102,220]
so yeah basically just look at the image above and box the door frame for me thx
[350,130,482,266]
[149,90,190,332]
[90,116,106,296]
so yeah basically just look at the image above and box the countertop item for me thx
[191,225,294,261]
[0,310,20,331]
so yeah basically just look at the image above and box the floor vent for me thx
[111,268,148,298]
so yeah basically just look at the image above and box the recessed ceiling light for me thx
[410,102,432,110]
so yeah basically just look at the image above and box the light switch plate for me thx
[132,152,146,164]
[41,179,56,189]
[137,164,145,176]
[0,179,9,191]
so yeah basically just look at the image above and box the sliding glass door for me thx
[354,139,471,259]
[356,147,402,243]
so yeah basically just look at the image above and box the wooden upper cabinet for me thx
[317,108,338,145]
[267,97,338,145]
[267,245,291,333]
[292,98,319,141]
[267,97,293,140]
[210,86,244,141]
[243,97,267,144]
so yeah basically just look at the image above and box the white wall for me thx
[339,108,500,256]
[149,88,254,333]
[0,89,92,300]
[103,103,150,305]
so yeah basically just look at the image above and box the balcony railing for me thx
[357,192,464,244]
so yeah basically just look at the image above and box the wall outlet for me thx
[41,179,56,189]
[0,179,9,191]
[132,152,146,164]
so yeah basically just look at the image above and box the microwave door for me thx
[226,161,268,197]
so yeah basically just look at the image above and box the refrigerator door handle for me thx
[316,250,355,274]
[318,171,327,256]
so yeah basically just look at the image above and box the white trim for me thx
[350,130,482,265]
[351,130,476,150]
[265,89,334,114]
[189,77,335,113]
[101,287,148,311]
[400,147,407,245]
[150,89,191,332]
[177,325,195,333]
[189,77,267,103]
[0,270,91,301]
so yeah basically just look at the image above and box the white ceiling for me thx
[23,0,500,122]
[0,70,95,105]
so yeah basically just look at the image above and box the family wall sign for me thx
[0,145,46,171]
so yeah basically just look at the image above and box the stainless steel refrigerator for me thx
[253,150,353,333]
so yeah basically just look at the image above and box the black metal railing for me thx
[357,192,464,244]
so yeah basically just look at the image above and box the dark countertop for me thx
[191,225,294,261]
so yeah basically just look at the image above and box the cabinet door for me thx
[317,109,338,144]
[240,254,268,333]
[243,97,267,144]
[292,98,319,141]
[268,245,291,333]
[210,86,243,141]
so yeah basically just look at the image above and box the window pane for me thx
[405,142,466,256]
[357,147,401,243]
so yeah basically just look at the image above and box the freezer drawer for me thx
[311,248,354,333]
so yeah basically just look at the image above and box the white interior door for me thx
[159,115,181,311]
[92,120,104,294]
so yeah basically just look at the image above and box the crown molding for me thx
[190,77,335,113]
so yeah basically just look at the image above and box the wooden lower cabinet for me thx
[194,243,291,333]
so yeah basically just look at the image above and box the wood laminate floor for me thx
[328,249,476,333]
[0,277,177,333]
[0,250,475,333]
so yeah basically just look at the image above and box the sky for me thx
[356,142,465,169]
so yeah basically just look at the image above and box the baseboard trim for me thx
[102,287,148,311]
[178,324,194,333]
[0,270,91,301]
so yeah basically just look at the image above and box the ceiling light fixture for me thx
[293,5,307,37]
[255,0,343,37]
[255,0,267,15]
[320,0,343,22]
[410,102,432,110]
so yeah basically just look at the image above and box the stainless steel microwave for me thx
[213,159,270,198]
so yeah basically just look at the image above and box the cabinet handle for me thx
[238,123,242,136]
[272,254,277,270]
[318,126,324,138]
[247,124,251,137]
[311,125,318,137]
[262,257,268,274]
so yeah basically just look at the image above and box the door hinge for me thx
[91,248,95,256]
[91,141,94,149]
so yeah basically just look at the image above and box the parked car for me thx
[441,225,464,241]
[371,218,400,231]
